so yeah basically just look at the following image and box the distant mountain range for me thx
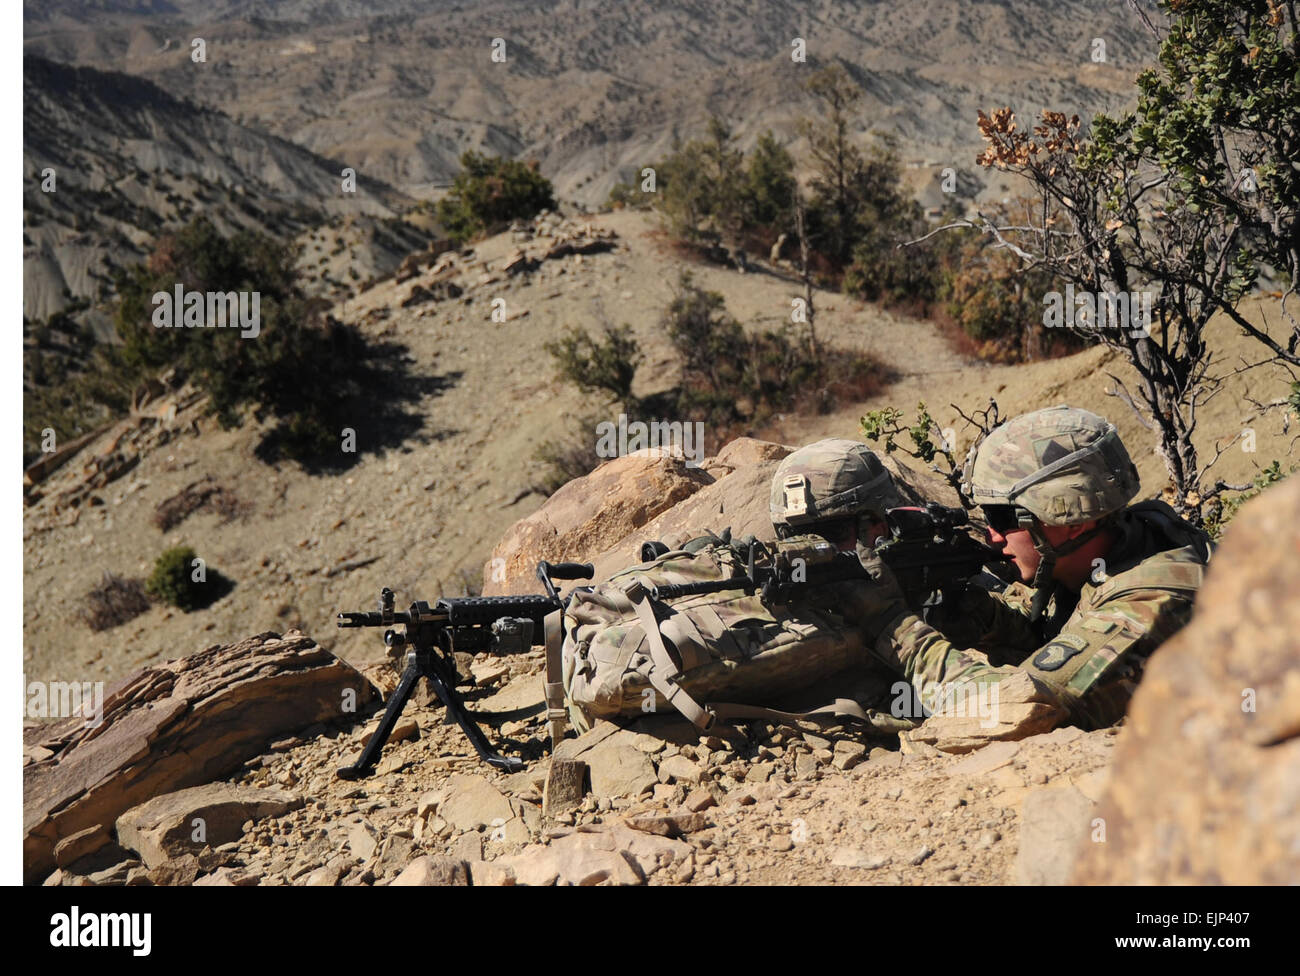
[22,0,1161,341]
[26,1,1157,207]
[23,54,421,327]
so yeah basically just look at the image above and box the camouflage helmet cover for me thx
[962,405,1139,525]
[770,438,903,533]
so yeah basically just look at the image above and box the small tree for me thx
[743,131,798,232]
[916,0,1300,520]
[663,272,750,415]
[801,64,866,267]
[112,217,377,462]
[435,151,556,244]
[657,118,747,246]
[699,117,747,246]
[545,324,643,406]
[146,546,206,611]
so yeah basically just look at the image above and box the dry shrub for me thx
[82,571,152,631]
[152,478,245,532]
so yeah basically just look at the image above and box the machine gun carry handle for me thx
[535,560,595,602]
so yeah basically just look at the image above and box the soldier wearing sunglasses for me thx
[849,405,1213,740]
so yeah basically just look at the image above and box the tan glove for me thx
[819,552,911,639]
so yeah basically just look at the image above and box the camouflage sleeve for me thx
[926,582,1043,665]
[872,610,1022,714]
[872,583,1198,735]
[1017,586,1198,729]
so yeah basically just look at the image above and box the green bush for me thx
[662,272,888,427]
[545,324,642,405]
[841,199,939,306]
[534,274,893,495]
[662,272,751,414]
[146,545,206,611]
[606,178,655,211]
[1203,461,1295,541]
[111,217,376,463]
[435,151,556,244]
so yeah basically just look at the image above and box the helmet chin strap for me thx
[1020,513,1106,622]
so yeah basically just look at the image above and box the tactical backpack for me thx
[543,532,904,744]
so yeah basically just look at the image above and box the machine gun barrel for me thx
[334,564,591,778]
[651,576,755,601]
[337,609,413,627]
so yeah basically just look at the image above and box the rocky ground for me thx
[42,644,1118,886]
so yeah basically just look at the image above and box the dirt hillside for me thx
[23,209,1297,694]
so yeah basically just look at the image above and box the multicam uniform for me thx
[873,501,1209,729]
[859,406,1213,732]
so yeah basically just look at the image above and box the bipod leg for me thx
[337,655,422,780]
[424,668,524,773]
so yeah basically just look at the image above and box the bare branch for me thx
[951,398,1002,438]
[1194,430,1246,485]
[899,220,978,248]
[1103,373,1155,429]
[1125,0,1165,41]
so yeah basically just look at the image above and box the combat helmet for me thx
[770,439,903,541]
[962,405,1139,618]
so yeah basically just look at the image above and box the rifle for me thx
[335,560,594,779]
[874,503,1012,599]
[648,503,1008,608]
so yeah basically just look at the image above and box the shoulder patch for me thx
[1033,633,1089,671]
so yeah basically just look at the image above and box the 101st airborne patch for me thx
[1032,632,1090,671]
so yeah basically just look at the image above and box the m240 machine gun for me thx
[334,561,593,779]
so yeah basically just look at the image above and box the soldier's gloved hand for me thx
[830,551,911,635]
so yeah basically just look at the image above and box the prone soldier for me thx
[846,405,1213,740]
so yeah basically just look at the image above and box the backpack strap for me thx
[543,608,568,748]
[622,580,717,730]
[708,700,918,734]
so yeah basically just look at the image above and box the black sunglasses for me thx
[982,504,1025,534]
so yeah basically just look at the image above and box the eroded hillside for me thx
[22,210,1298,692]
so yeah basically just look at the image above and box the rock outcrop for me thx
[115,784,304,869]
[483,449,713,594]
[23,629,376,883]
[1071,476,1300,884]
